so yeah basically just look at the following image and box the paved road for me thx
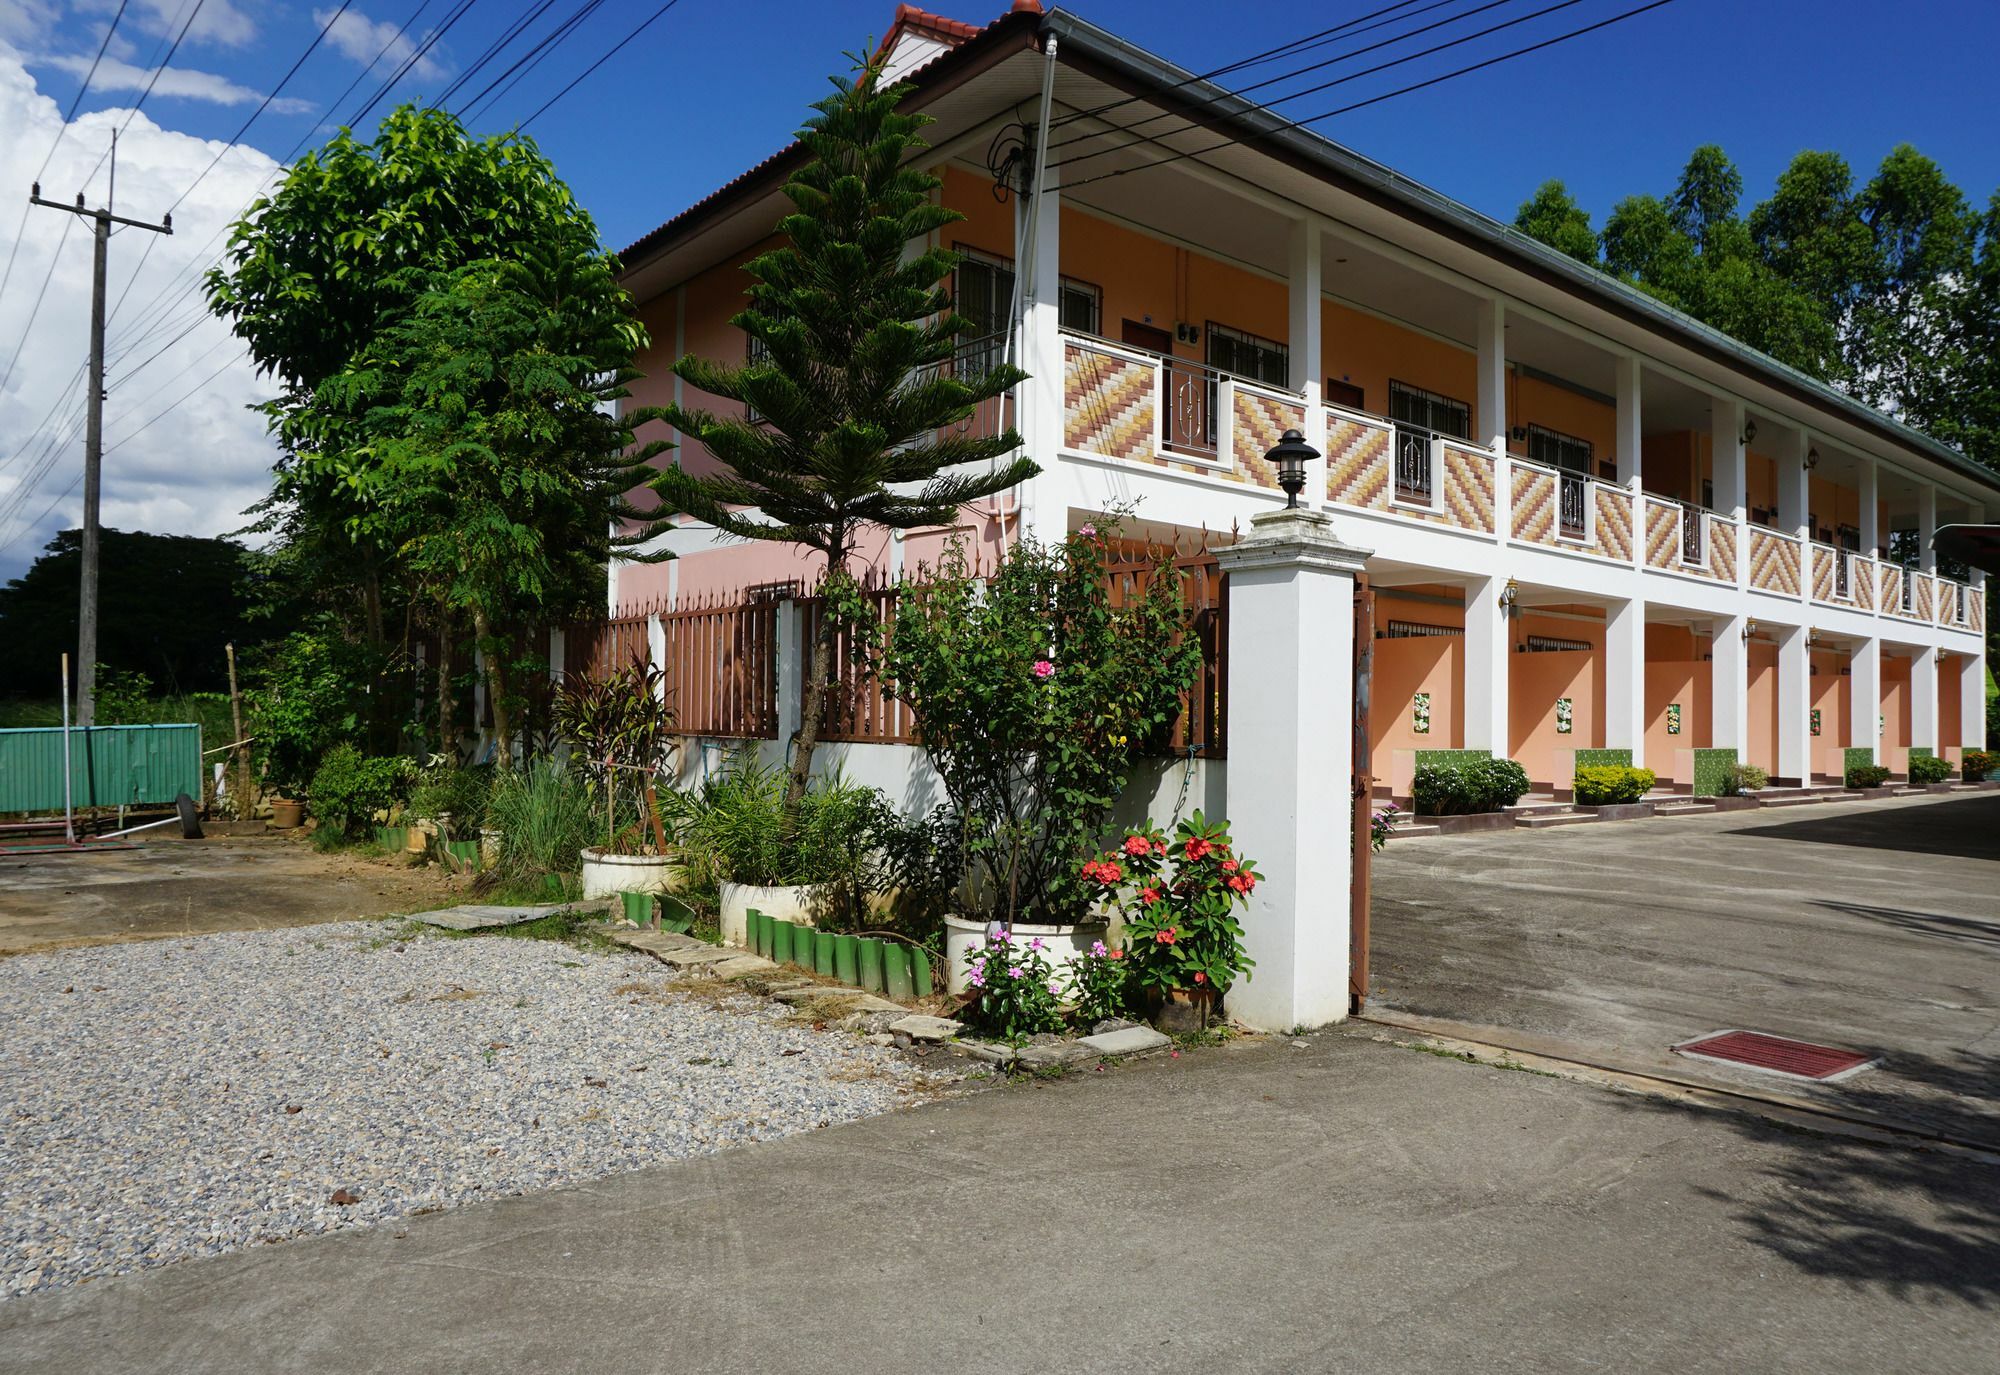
[1371,791,2000,1143]
[2,1032,1994,1374]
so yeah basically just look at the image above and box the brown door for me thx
[1121,319,1171,353]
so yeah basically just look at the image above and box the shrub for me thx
[1572,764,1657,806]
[1411,757,1532,815]
[667,760,888,893]
[961,930,1066,1043]
[1907,754,1952,785]
[1718,762,1768,797]
[409,762,492,840]
[883,523,1201,925]
[485,762,596,890]
[1845,763,1892,788]
[1962,749,1996,782]
[1068,940,1135,1026]
[1079,811,1258,1000]
[248,631,385,796]
[308,745,413,842]
[554,660,677,854]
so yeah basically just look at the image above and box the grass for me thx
[1172,1024,1239,1051]
[1409,1040,1558,1078]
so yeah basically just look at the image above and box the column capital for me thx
[1216,509,1371,576]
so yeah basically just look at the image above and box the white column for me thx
[1911,645,1939,756]
[1018,156,1065,545]
[1857,455,1880,561]
[1778,432,1811,542]
[1288,218,1325,508]
[1463,574,1511,754]
[1963,651,1988,752]
[774,599,803,763]
[1711,613,1749,752]
[1776,623,1811,784]
[1916,483,1938,573]
[1215,509,1370,1032]
[1475,298,1506,455]
[1851,635,1882,761]
[1615,356,1643,492]
[1606,596,1646,769]
[1709,398,1746,522]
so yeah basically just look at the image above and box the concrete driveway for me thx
[1370,792,2000,1144]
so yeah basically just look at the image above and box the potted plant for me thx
[554,660,681,899]
[882,523,1201,992]
[667,759,887,948]
[1080,812,1259,1031]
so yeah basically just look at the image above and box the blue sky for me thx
[3,0,1999,577]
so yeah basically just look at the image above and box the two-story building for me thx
[610,1,1993,795]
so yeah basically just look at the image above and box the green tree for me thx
[1513,180,1597,264]
[332,243,673,763]
[207,106,605,657]
[652,53,1036,812]
[1848,144,1976,415]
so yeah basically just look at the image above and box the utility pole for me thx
[30,134,172,728]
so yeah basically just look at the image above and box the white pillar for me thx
[1851,635,1882,761]
[1709,398,1746,522]
[1963,651,1988,752]
[1615,356,1643,494]
[1288,217,1325,508]
[1606,596,1645,769]
[1475,298,1506,455]
[1778,432,1811,543]
[1463,574,1511,754]
[1776,623,1811,784]
[1018,155,1065,545]
[1215,509,1370,1032]
[1857,455,1880,561]
[1916,483,1937,574]
[1711,613,1748,752]
[1911,645,1939,756]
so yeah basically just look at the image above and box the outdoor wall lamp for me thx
[1266,427,1319,509]
[1743,619,1757,641]
[1499,579,1521,618]
[1741,419,1758,446]
[1805,446,1820,470]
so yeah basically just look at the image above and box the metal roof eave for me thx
[1037,7,2000,500]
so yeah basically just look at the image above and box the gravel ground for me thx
[0,921,950,1299]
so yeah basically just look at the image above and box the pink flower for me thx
[1090,940,1108,957]
[1028,937,1045,951]
[1008,965,1023,978]
[1079,524,1097,538]
[969,970,985,987]
[1032,659,1055,680]
[1122,834,1151,859]
[1193,970,1207,985]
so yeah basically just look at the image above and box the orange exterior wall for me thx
[1508,372,1616,476]
[1881,655,1911,773]
[1644,625,1710,782]
[1746,639,1778,773]
[1057,206,1289,364]
[1323,300,1474,425]
[1942,658,1965,750]
[1809,649,1851,779]
[1508,612,1605,787]
[1368,594,1466,777]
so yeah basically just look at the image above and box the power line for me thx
[1051,0,1588,174]
[1043,0,1525,159]
[517,0,683,133]
[461,0,609,125]
[1057,0,1678,191]
[0,215,76,395]
[432,0,566,110]
[104,345,246,457]
[347,0,485,128]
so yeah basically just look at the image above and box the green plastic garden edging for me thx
[619,891,653,925]
[772,920,794,966]
[882,943,913,1002]
[833,934,858,985]
[813,931,835,976]
[857,938,884,994]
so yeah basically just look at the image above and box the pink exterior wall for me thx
[1645,624,1710,783]
[1371,635,1464,779]
[1881,655,1910,773]
[1942,656,1965,750]
[1505,612,1605,788]
[1746,639,1778,773]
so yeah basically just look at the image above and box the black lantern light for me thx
[1266,427,1319,509]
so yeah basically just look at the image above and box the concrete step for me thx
[1652,800,1717,817]
[1754,791,1827,807]
[1506,802,1576,818]
[1385,821,1442,840]
[1515,811,1598,828]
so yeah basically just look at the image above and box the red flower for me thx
[1193,970,1207,985]
[1122,834,1151,859]
[1100,860,1122,884]
[1109,948,1124,959]
[1155,927,1179,945]
[1226,873,1256,894]
[1151,839,1167,856]
[1220,858,1239,873]
[1139,885,1161,906]
[1184,838,1212,862]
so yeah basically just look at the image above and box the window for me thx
[1525,423,1592,474]
[1387,381,1470,440]
[1059,277,1101,335]
[1207,322,1289,388]
[953,248,1014,339]
[744,330,771,425]
[1325,379,1365,411]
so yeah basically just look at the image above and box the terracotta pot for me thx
[269,798,304,830]
[1150,987,1215,1034]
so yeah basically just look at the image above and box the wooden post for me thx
[225,643,254,822]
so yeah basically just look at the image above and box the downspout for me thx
[1000,31,1058,540]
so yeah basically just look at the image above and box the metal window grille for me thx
[1525,634,1592,653]
[1389,380,1471,439]
[1206,322,1290,388]
[1059,278,1101,335]
[1384,619,1462,638]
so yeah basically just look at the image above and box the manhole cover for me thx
[1672,1030,1876,1082]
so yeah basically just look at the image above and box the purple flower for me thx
[1008,966,1023,978]
[1090,940,1108,957]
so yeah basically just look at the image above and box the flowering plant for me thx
[1067,939,1135,1024]
[1080,810,1258,1000]
[1370,803,1398,853]
[960,929,1065,1043]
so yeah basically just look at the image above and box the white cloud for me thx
[316,7,445,82]
[0,51,284,579]
[40,52,309,113]
[130,0,260,50]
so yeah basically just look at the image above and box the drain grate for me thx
[1673,1030,1876,1082]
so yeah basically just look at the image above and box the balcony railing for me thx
[1557,470,1588,540]
[929,330,1015,443]
[1901,564,1915,612]
[1833,549,1851,600]
[1393,423,1437,503]
[1680,502,1705,565]
[1161,355,1221,459]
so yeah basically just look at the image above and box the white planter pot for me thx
[942,913,1111,996]
[580,848,680,902]
[718,881,816,949]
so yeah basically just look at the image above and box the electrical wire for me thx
[431,0,565,110]
[1058,0,1676,191]
[0,215,76,396]
[460,0,608,124]
[516,0,683,133]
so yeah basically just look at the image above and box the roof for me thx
[619,3,2000,498]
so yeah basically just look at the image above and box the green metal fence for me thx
[0,724,203,813]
